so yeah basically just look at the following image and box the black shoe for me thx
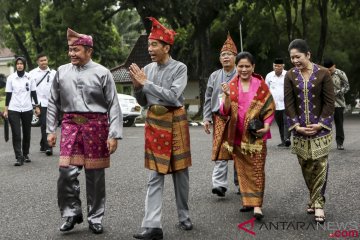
[178,218,193,230]
[212,186,226,197]
[14,156,24,166]
[89,223,103,234]
[46,149,53,156]
[24,155,31,163]
[277,143,285,147]
[133,228,163,239]
[240,206,254,212]
[254,212,264,220]
[285,139,291,147]
[337,144,344,150]
[40,147,46,152]
[60,215,83,232]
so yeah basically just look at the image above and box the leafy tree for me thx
[0,0,126,69]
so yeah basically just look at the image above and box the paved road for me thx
[0,115,359,240]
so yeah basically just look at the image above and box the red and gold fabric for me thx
[145,106,191,174]
[211,113,232,161]
[234,144,267,207]
[223,73,275,156]
[147,17,176,45]
[221,33,237,54]
[59,113,110,169]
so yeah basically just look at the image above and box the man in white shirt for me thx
[29,53,56,155]
[265,58,290,147]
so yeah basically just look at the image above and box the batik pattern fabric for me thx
[298,151,328,209]
[211,113,232,161]
[233,144,267,207]
[59,113,110,169]
[145,107,192,174]
[285,64,334,160]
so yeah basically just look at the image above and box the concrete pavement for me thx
[0,115,359,240]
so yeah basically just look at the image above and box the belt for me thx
[72,115,88,124]
[149,105,181,116]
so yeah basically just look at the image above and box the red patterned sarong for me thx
[59,113,110,169]
[211,113,232,161]
[233,143,267,207]
[145,106,192,174]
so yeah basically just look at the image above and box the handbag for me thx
[247,118,264,135]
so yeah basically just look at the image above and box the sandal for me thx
[314,208,326,224]
[307,207,315,214]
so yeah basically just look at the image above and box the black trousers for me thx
[40,107,51,150]
[334,107,345,145]
[8,110,33,159]
[274,110,290,143]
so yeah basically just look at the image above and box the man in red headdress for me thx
[129,17,192,240]
[47,28,122,234]
[203,33,240,198]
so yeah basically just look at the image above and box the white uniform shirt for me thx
[5,72,36,112]
[29,67,56,107]
[265,69,287,110]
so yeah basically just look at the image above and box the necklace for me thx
[299,63,313,81]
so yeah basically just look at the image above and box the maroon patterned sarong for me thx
[59,113,110,169]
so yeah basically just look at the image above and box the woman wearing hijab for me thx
[3,57,40,166]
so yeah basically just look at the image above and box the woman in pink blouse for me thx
[220,52,275,219]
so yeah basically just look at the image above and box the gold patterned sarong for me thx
[145,106,192,174]
[233,143,267,207]
[211,113,232,161]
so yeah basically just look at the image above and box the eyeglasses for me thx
[220,52,234,57]
[25,82,29,91]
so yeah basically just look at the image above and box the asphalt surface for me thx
[0,115,359,240]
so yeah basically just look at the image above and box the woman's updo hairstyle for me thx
[235,51,255,65]
[288,39,310,54]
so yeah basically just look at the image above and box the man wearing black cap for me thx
[265,58,291,147]
[323,59,350,150]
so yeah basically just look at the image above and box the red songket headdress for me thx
[147,17,176,45]
[221,33,237,54]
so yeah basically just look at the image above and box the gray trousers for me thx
[212,160,238,190]
[57,166,106,224]
[141,169,190,228]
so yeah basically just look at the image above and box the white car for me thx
[31,94,142,127]
[118,93,142,127]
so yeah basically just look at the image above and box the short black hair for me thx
[288,39,310,54]
[235,51,255,65]
[323,58,334,68]
[157,40,172,54]
[36,53,47,60]
[273,58,284,64]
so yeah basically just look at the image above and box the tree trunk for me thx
[5,12,33,69]
[301,0,308,39]
[193,27,211,119]
[316,0,328,64]
[283,0,293,42]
